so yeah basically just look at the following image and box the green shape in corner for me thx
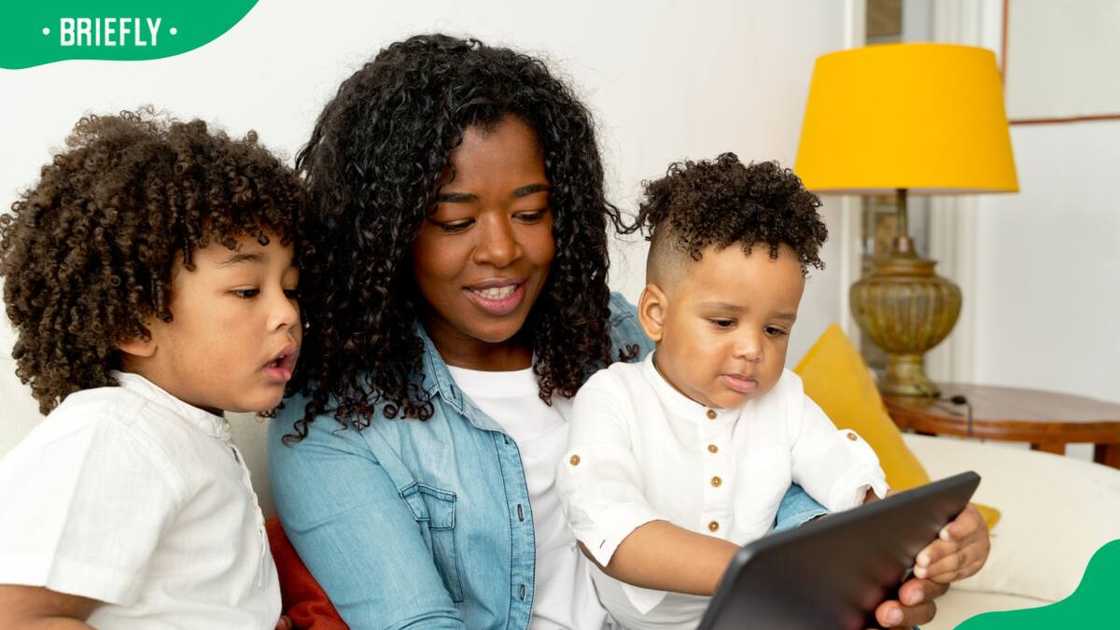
[1,1,257,69]
[956,539,1120,629]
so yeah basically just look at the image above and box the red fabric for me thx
[266,517,349,630]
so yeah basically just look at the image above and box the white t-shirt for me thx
[556,352,888,630]
[0,371,281,629]
[447,365,607,630]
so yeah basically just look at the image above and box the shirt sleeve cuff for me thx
[573,501,667,569]
[0,552,139,605]
[827,465,890,511]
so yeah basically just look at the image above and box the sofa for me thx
[895,433,1120,629]
[4,352,1119,628]
[225,410,1120,629]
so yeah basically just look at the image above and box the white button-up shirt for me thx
[0,371,280,629]
[556,352,887,629]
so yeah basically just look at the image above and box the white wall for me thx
[1,2,852,472]
[1003,0,1120,120]
[973,122,1120,403]
[916,0,1120,468]
[947,1,1120,406]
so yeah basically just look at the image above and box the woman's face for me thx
[411,114,555,369]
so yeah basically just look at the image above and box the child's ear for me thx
[638,283,668,342]
[116,333,156,359]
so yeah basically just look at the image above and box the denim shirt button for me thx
[519,584,526,600]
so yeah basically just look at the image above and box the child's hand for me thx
[275,615,293,630]
[912,503,990,583]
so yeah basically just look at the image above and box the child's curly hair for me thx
[624,152,828,277]
[0,108,304,414]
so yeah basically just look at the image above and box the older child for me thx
[557,154,988,629]
[0,110,303,629]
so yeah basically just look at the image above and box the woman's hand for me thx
[868,503,991,628]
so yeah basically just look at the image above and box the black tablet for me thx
[697,471,981,630]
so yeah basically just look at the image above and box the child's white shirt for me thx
[0,371,280,629]
[556,352,888,629]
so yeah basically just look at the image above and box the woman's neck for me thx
[423,315,533,371]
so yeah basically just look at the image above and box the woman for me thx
[269,34,987,629]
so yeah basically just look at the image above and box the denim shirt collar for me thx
[414,322,505,434]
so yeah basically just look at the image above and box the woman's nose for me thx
[473,213,520,268]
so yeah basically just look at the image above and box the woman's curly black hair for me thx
[0,108,303,414]
[288,33,631,439]
[623,152,828,276]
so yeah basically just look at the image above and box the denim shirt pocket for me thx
[401,483,465,603]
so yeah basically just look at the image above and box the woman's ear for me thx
[638,283,668,343]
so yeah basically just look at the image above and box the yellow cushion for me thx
[794,324,1000,529]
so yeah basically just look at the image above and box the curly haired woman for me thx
[268,34,979,629]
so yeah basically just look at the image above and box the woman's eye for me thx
[709,318,735,329]
[437,219,474,233]
[514,209,548,223]
[284,288,300,300]
[232,288,260,299]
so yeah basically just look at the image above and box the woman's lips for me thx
[463,282,526,316]
[720,373,759,394]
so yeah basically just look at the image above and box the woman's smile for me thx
[464,278,527,316]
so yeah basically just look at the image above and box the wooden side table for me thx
[882,383,1120,469]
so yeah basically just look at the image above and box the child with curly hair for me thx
[0,110,304,629]
[557,153,989,629]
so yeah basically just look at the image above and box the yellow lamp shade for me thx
[795,43,1018,194]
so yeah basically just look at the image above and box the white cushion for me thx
[921,590,1048,630]
[904,433,1120,602]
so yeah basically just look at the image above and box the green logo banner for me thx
[956,539,1120,629]
[0,1,258,69]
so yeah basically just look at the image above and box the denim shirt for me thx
[268,292,826,630]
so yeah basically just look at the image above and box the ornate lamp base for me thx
[850,251,961,398]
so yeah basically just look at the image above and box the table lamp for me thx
[795,43,1018,396]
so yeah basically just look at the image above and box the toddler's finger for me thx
[916,546,976,581]
[924,555,985,583]
[914,539,957,570]
[943,504,984,540]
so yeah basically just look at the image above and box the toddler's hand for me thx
[912,503,990,583]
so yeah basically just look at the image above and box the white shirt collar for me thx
[640,352,741,426]
[446,364,539,398]
[112,370,232,442]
